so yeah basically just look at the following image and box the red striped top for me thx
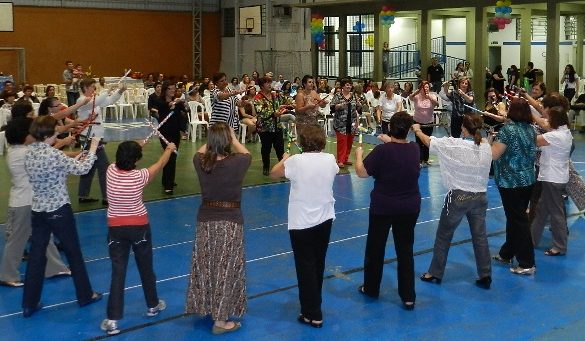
[106,164,150,227]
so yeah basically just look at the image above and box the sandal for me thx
[297,314,323,328]
[212,321,241,335]
[544,249,565,256]
[420,273,442,284]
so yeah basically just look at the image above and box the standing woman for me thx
[413,114,493,288]
[376,81,403,135]
[23,116,103,317]
[491,65,505,95]
[210,72,244,134]
[186,123,251,335]
[331,78,361,168]
[491,98,537,275]
[254,76,294,175]
[509,65,520,88]
[409,81,438,166]
[354,112,420,310]
[269,125,339,328]
[152,82,187,195]
[530,106,572,256]
[443,77,475,138]
[295,75,326,133]
[561,64,579,102]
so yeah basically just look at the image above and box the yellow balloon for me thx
[496,1,504,7]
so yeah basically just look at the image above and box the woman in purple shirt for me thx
[354,111,421,310]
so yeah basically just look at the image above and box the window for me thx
[346,14,374,79]
[223,7,235,37]
[564,16,577,40]
[516,17,547,41]
[318,16,340,79]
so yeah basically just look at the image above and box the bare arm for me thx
[269,153,289,179]
[354,146,369,178]
[52,97,91,120]
[491,141,507,160]
[536,134,549,147]
[147,143,176,181]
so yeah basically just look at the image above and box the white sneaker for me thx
[510,266,536,275]
[100,319,120,335]
[146,299,166,317]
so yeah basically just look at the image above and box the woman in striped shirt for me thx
[100,140,176,335]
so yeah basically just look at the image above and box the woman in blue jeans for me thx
[23,116,102,317]
[413,114,493,289]
[355,112,421,310]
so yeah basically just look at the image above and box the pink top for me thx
[412,93,437,124]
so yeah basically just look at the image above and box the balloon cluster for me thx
[365,35,375,48]
[311,13,326,49]
[489,0,512,31]
[379,6,396,27]
[353,21,365,33]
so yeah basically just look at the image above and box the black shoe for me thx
[79,292,102,307]
[475,276,492,289]
[357,285,378,298]
[102,200,108,207]
[420,273,442,284]
[262,167,270,176]
[78,197,99,203]
[164,189,174,195]
[402,301,415,311]
[23,303,43,318]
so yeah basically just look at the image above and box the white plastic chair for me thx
[202,95,212,116]
[187,101,208,141]
[117,91,135,120]
[0,131,6,156]
[133,88,148,117]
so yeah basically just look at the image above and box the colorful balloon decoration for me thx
[311,13,326,49]
[365,35,375,48]
[489,0,512,32]
[379,6,396,27]
[353,21,366,33]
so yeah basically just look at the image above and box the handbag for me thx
[566,160,585,211]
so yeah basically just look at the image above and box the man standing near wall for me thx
[427,58,444,93]
[63,61,80,106]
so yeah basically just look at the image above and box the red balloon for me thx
[382,6,389,11]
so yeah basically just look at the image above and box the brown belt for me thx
[202,200,241,208]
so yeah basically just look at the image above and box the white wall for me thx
[388,17,417,48]
[431,19,443,39]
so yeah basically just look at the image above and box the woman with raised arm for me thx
[22,116,103,318]
[294,75,327,133]
[409,81,438,166]
[186,123,251,335]
[442,77,474,138]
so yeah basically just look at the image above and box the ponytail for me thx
[473,129,482,146]
[462,113,484,146]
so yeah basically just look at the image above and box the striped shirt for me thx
[210,88,239,132]
[106,164,150,227]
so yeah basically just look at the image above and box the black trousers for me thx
[450,114,463,138]
[258,130,284,170]
[414,123,433,162]
[107,224,159,320]
[564,88,576,103]
[23,204,94,309]
[289,219,332,321]
[497,185,535,268]
[363,211,419,303]
[159,136,180,191]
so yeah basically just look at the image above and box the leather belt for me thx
[202,200,240,208]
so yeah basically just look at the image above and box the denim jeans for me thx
[497,185,535,268]
[289,219,332,321]
[363,211,419,302]
[107,224,159,320]
[23,204,94,309]
[427,190,491,279]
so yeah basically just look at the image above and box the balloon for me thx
[382,5,389,11]
[496,1,504,6]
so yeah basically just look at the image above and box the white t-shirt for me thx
[429,136,492,192]
[285,152,339,230]
[563,74,579,89]
[378,93,401,122]
[538,125,572,183]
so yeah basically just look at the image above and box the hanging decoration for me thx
[489,0,512,32]
[379,6,396,27]
[364,35,375,48]
[310,13,326,49]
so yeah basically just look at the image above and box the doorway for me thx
[488,46,501,72]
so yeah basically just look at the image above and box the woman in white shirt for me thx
[530,106,572,256]
[413,114,493,289]
[270,124,339,328]
[561,64,579,102]
[376,82,403,135]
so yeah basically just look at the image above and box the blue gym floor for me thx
[2,134,585,340]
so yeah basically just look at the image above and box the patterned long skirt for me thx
[185,220,247,321]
